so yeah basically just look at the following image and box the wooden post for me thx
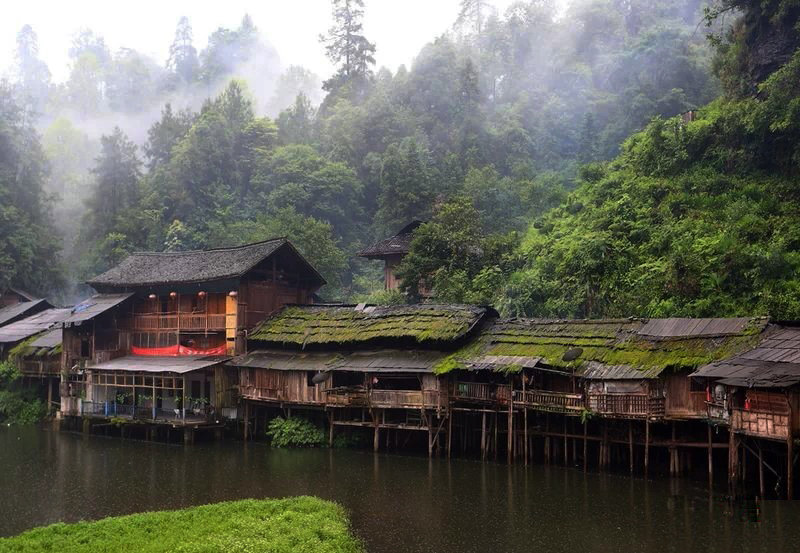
[508,388,514,464]
[524,408,529,466]
[670,422,677,476]
[788,434,794,500]
[481,411,487,461]
[583,420,588,472]
[328,411,334,447]
[545,414,551,464]
[46,379,53,414]
[707,425,713,487]
[243,400,250,442]
[758,443,765,499]
[629,421,634,473]
[447,414,452,458]
[493,412,498,461]
[728,429,739,494]
[427,414,434,457]
[374,421,380,453]
[644,420,650,477]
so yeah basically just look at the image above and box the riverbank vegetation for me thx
[0,497,364,553]
[0,362,47,425]
[267,417,327,447]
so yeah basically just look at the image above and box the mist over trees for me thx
[4,0,790,316]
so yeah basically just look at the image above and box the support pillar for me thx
[758,443,765,499]
[524,408,529,466]
[563,417,568,465]
[644,420,650,477]
[329,411,334,447]
[447,413,452,458]
[481,412,487,461]
[243,400,250,442]
[788,434,794,500]
[629,421,634,473]
[583,420,588,472]
[707,425,714,487]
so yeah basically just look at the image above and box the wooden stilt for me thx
[758,443,765,499]
[629,421,634,473]
[524,408,529,466]
[507,395,514,464]
[243,400,250,442]
[644,420,650,477]
[670,422,677,476]
[707,425,713,487]
[329,411,334,447]
[583,420,588,472]
[563,417,568,465]
[787,434,794,500]
[728,430,739,494]
[447,414,452,458]
[493,412,498,461]
[374,421,380,453]
[481,412,487,461]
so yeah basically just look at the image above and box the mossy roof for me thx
[434,317,768,378]
[249,304,490,348]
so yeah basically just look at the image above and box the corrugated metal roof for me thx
[64,293,134,324]
[692,325,800,388]
[465,355,541,371]
[87,355,230,374]
[0,299,50,327]
[229,349,444,373]
[638,317,755,338]
[0,308,72,344]
[29,328,62,349]
[580,361,663,380]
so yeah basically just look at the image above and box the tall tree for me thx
[85,127,142,242]
[319,0,376,92]
[167,16,199,85]
[13,25,51,114]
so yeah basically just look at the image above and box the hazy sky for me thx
[1,0,570,82]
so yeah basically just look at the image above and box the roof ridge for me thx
[129,237,287,256]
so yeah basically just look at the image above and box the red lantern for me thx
[148,293,156,300]
[169,292,177,299]
[198,291,206,298]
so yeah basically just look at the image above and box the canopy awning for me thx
[87,355,230,374]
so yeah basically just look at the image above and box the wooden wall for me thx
[239,368,327,405]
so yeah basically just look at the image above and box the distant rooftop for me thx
[0,308,72,345]
[358,221,423,259]
[0,299,51,328]
[87,239,325,289]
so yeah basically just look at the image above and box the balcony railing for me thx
[133,313,228,331]
[369,389,441,409]
[80,401,211,424]
[239,385,323,404]
[587,393,665,419]
[513,389,584,414]
[325,387,369,407]
[454,382,511,404]
[731,407,791,441]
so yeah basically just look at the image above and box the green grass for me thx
[0,497,364,553]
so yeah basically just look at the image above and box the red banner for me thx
[131,344,227,356]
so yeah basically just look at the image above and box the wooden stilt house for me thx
[60,239,325,424]
[231,304,495,450]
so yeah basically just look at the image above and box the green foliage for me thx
[396,196,520,303]
[0,362,47,425]
[267,417,327,448]
[0,497,364,553]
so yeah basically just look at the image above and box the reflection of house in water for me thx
[358,221,423,292]
[61,239,325,437]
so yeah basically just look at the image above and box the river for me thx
[0,426,798,552]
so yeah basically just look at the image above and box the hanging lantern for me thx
[228,290,238,297]
[169,292,177,299]
[148,293,156,300]
[198,291,207,298]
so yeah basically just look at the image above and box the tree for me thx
[167,16,199,85]
[0,85,63,295]
[13,25,51,114]
[277,93,316,145]
[84,127,142,242]
[455,0,494,37]
[266,66,322,115]
[319,0,376,92]
[144,103,196,171]
[375,137,435,235]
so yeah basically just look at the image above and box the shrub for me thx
[266,416,326,447]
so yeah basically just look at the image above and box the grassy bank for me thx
[0,497,364,553]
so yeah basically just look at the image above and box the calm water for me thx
[1,426,799,552]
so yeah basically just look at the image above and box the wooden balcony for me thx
[325,387,369,407]
[665,391,709,419]
[453,382,511,405]
[587,393,665,420]
[239,385,323,405]
[513,389,584,415]
[369,389,441,410]
[133,313,228,331]
[20,359,61,377]
[732,407,791,441]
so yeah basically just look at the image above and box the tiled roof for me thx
[358,221,423,258]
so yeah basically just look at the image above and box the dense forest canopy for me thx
[1,0,798,319]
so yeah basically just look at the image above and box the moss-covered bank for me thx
[0,497,364,553]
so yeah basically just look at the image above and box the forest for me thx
[1,0,799,319]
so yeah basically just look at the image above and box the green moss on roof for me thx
[434,318,767,376]
[250,304,488,347]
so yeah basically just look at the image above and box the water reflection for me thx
[0,426,798,552]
